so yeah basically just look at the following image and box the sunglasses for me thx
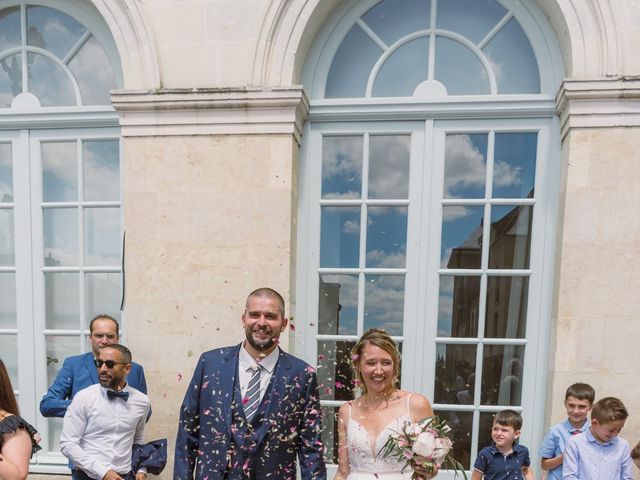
[94,359,128,369]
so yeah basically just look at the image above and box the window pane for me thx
[435,37,489,95]
[433,410,472,469]
[438,275,480,337]
[317,340,356,401]
[434,343,476,404]
[0,273,16,328]
[368,135,410,199]
[483,18,540,93]
[488,205,532,269]
[478,411,498,454]
[84,207,120,266]
[321,136,362,200]
[485,276,529,338]
[361,0,430,46]
[42,141,77,202]
[26,6,87,58]
[326,24,382,98]
[0,335,18,386]
[83,140,120,201]
[0,7,21,51]
[372,36,428,97]
[366,206,407,268]
[68,36,116,105]
[47,418,63,454]
[0,209,14,266]
[45,272,79,329]
[0,142,13,200]
[28,53,76,106]
[43,207,78,265]
[481,344,525,406]
[318,274,358,335]
[436,0,507,44]
[320,206,360,268]
[321,405,340,464]
[364,274,404,335]
[441,205,484,269]
[85,273,121,326]
[0,53,22,108]
[444,134,487,199]
[493,132,537,198]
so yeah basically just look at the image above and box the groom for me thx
[174,288,326,480]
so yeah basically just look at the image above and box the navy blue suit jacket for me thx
[39,351,148,418]
[174,344,326,480]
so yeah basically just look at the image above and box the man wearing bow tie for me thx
[61,344,150,480]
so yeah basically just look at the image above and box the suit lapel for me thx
[221,344,241,436]
[84,352,99,384]
[253,349,290,445]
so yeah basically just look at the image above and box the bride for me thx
[334,329,438,480]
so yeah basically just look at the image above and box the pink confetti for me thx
[176,373,183,382]
[289,323,296,331]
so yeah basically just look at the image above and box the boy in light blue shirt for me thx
[563,396,633,480]
[539,383,595,480]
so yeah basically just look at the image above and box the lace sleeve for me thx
[0,415,42,457]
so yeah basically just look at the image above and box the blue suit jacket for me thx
[174,344,326,480]
[39,351,148,418]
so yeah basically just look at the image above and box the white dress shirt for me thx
[238,345,279,404]
[60,383,150,480]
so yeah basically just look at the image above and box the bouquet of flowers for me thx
[378,416,467,480]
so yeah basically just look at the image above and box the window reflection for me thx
[368,135,410,199]
[488,205,532,269]
[0,335,18,385]
[434,37,489,95]
[0,53,22,107]
[493,132,537,198]
[326,24,382,98]
[0,143,13,200]
[84,207,120,266]
[69,36,116,105]
[373,37,428,97]
[321,406,341,464]
[441,205,483,269]
[43,141,77,202]
[83,140,120,201]
[438,275,480,337]
[0,7,21,51]
[436,0,507,44]
[85,273,121,326]
[481,344,525,406]
[27,6,87,59]
[322,136,362,199]
[28,53,76,106]
[434,343,476,404]
[317,340,357,401]
[0,273,16,328]
[364,274,405,335]
[366,206,407,268]
[434,409,473,469]
[45,273,79,329]
[320,206,360,268]
[444,134,487,199]
[0,210,14,266]
[318,274,358,335]
[361,0,430,46]
[43,208,78,266]
[485,276,529,338]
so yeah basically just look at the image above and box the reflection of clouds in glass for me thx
[323,191,360,200]
[364,275,404,334]
[443,205,472,222]
[42,142,77,201]
[445,135,485,196]
[369,135,410,199]
[485,52,503,85]
[44,246,77,266]
[83,141,119,201]
[493,158,521,187]
[69,36,116,105]
[84,208,120,266]
[29,53,76,106]
[322,136,362,180]
[342,219,360,234]
[321,274,359,309]
[366,247,406,268]
[440,247,453,268]
[437,276,454,336]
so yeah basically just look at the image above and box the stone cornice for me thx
[110,87,310,144]
[556,77,640,139]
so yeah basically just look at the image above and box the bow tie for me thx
[107,389,129,401]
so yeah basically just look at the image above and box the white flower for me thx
[412,431,437,458]
[432,437,452,465]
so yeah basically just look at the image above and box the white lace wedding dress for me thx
[345,395,414,480]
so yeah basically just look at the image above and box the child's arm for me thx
[541,454,563,471]
[523,464,535,480]
[471,469,484,480]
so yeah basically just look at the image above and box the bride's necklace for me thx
[362,389,396,413]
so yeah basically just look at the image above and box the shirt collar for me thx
[563,418,589,434]
[585,427,614,446]
[239,344,279,374]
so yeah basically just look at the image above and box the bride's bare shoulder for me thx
[406,392,434,420]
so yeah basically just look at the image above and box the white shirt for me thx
[60,383,151,480]
[238,344,279,404]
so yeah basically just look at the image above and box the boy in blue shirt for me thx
[563,397,633,480]
[539,382,595,480]
[472,410,534,480]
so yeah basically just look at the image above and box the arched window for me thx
[297,0,563,475]
[0,1,121,471]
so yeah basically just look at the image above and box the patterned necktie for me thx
[107,389,129,401]
[244,365,262,421]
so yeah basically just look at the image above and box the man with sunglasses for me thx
[175,287,326,480]
[60,344,150,480]
[40,315,148,418]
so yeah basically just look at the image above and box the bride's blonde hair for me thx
[351,328,401,395]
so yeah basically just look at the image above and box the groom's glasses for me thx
[94,359,128,369]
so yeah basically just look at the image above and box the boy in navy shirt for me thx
[538,382,595,480]
[472,410,534,480]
